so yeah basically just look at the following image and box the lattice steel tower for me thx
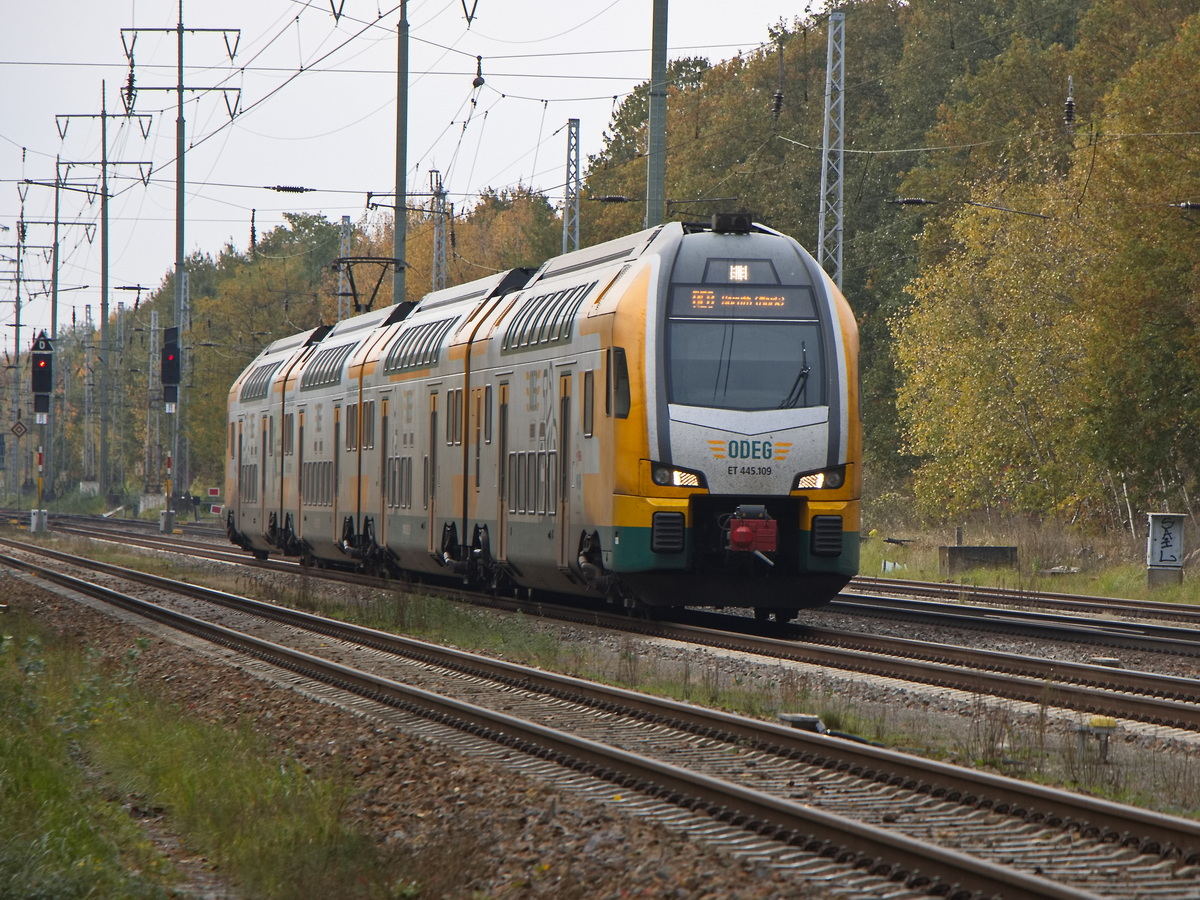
[430,170,448,292]
[817,11,845,289]
[563,118,580,253]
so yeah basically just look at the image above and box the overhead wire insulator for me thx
[472,56,485,89]
[123,55,137,114]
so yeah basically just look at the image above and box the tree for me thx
[894,181,1101,520]
[1069,8,1200,514]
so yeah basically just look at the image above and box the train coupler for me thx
[726,505,777,558]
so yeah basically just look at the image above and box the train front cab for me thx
[596,220,860,618]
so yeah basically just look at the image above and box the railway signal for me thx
[162,326,180,409]
[31,331,53,394]
[162,326,181,386]
[31,331,53,422]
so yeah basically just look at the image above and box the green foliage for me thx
[30,0,1200,529]
[0,611,416,900]
[895,180,1106,519]
[0,619,173,899]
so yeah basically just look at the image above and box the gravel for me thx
[8,569,836,900]
[9,553,1200,900]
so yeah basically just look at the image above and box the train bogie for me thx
[227,217,860,620]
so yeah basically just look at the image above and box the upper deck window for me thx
[501,281,596,352]
[300,342,356,391]
[239,360,283,402]
[383,317,459,373]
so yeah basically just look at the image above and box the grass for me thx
[0,619,173,899]
[0,609,418,900]
[860,518,1200,605]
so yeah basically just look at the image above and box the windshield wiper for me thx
[779,343,810,408]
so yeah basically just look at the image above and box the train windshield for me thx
[666,284,825,411]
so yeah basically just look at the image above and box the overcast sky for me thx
[0,0,820,351]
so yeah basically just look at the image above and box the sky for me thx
[0,0,820,355]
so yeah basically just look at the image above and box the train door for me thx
[557,372,572,568]
[425,391,438,553]
[333,405,341,544]
[379,396,389,548]
[497,383,509,561]
[260,415,269,531]
[296,410,305,542]
[235,418,244,529]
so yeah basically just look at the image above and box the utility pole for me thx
[645,0,668,229]
[22,160,102,500]
[394,1,409,307]
[9,215,95,499]
[143,309,161,492]
[56,84,153,502]
[121,2,239,505]
[817,11,845,289]
[0,206,55,508]
[563,118,580,253]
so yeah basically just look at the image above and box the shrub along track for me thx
[4,538,1200,900]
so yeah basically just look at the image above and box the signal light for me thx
[162,326,181,386]
[31,331,53,394]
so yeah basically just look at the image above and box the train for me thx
[225,214,860,621]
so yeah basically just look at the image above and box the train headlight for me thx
[794,466,845,491]
[651,464,706,488]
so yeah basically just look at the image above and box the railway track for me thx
[851,575,1200,627]
[5,540,1200,899]
[26,524,1200,732]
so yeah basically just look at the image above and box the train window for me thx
[528,453,540,515]
[547,452,557,514]
[668,321,824,410]
[229,423,235,458]
[502,282,596,352]
[422,456,429,510]
[239,360,283,402]
[362,400,375,450]
[507,453,518,513]
[283,413,294,455]
[508,458,523,513]
[700,258,781,285]
[583,371,594,437]
[384,317,458,372]
[454,389,463,445]
[402,456,413,508]
[301,342,356,391]
[268,417,274,456]
[346,404,358,451]
[610,348,631,418]
[530,289,565,344]
[484,385,493,444]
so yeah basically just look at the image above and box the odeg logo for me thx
[727,440,773,459]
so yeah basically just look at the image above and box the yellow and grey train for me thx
[226,215,860,620]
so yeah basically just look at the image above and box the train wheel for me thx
[754,608,771,622]
[253,550,269,561]
[774,608,798,624]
